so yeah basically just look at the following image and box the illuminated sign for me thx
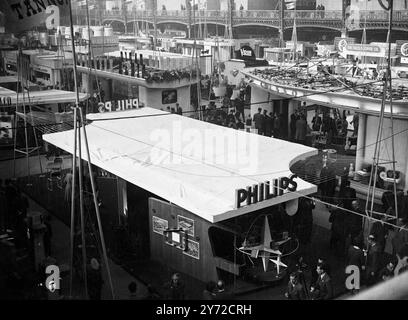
[240,49,252,57]
[338,39,348,52]
[98,98,140,113]
[334,37,356,52]
[235,174,298,209]
[236,45,256,60]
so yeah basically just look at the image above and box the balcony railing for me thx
[95,9,408,22]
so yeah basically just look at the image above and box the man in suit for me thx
[235,98,245,122]
[295,115,308,145]
[176,103,183,115]
[344,200,363,252]
[365,234,383,286]
[346,237,365,293]
[370,215,388,253]
[253,108,265,135]
[313,263,334,300]
[273,112,281,138]
[285,272,306,300]
[263,110,273,137]
[329,205,347,258]
[311,257,330,287]
[319,155,336,204]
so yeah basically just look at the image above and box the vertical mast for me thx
[280,0,285,48]
[366,0,398,221]
[153,0,157,50]
[67,0,115,299]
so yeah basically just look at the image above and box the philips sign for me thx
[98,98,140,113]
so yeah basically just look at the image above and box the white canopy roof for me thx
[43,107,317,223]
[0,88,88,106]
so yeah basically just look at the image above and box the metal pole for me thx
[69,108,77,298]
[123,0,128,34]
[153,0,157,50]
[280,0,285,48]
[13,47,21,180]
[387,1,398,220]
[365,69,387,218]
[79,110,116,299]
[85,0,94,96]
[18,53,31,185]
[342,0,348,37]
[77,116,88,299]
[68,0,85,298]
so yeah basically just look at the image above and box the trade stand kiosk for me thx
[43,107,318,288]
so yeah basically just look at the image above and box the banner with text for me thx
[0,0,69,35]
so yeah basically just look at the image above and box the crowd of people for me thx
[0,179,54,299]
[0,179,32,250]
[252,108,286,138]
[280,148,408,300]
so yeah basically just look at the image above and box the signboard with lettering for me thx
[0,0,69,35]
[98,98,140,113]
[400,43,408,57]
[346,44,381,53]
[235,45,256,61]
[33,66,50,74]
[334,37,356,52]
[235,174,298,209]
[396,40,408,57]
[340,41,394,58]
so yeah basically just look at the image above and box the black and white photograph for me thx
[0,0,408,308]
[177,215,195,237]
[183,239,200,260]
[152,215,169,235]
[162,89,178,104]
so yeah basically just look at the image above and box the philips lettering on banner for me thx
[0,0,69,34]
[98,99,140,113]
[235,174,298,209]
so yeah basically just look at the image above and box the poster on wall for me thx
[152,216,168,235]
[164,230,186,249]
[162,89,177,105]
[183,240,199,260]
[177,215,194,237]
